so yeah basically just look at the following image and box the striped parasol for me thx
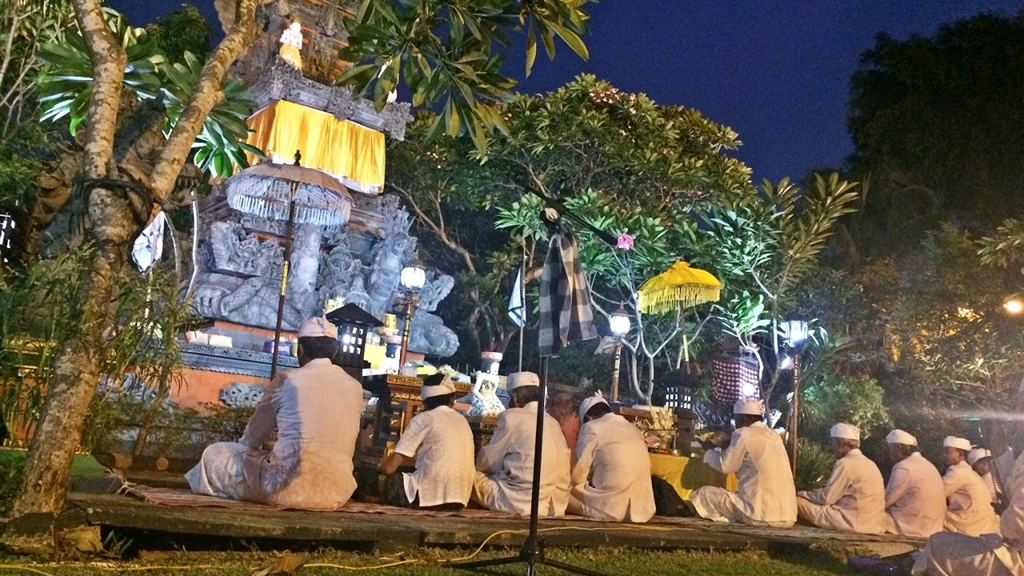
[226,162,352,227]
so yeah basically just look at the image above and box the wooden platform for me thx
[62,488,923,560]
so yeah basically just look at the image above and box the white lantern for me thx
[609,304,631,337]
[781,319,808,347]
[400,263,426,291]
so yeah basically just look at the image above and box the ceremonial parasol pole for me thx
[225,150,353,378]
[270,153,301,378]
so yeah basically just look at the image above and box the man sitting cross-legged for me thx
[883,429,946,538]
[567,392,655,522]
[690,398,797,527]
[472,371,571,517]
[186,317,364,510]
[941,436,1000,536]
[376,373,475,510]
[796,423,888,534]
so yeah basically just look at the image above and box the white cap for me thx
[507,371,540,391]
[886,429,917,446]
[421,374,456,400]
[733,398,764,416]
[830,423,860,441]
[943,436,972,452]
[579,391,610,421]
[297,316,338,339]
[967,448,992,466]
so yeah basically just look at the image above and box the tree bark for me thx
[4,0,259,554]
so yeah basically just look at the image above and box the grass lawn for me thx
[0,548,846,576]
[0,450,106,479]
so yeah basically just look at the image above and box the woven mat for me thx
[126,485,547,520]
[122,485,715,527]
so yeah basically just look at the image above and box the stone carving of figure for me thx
[278,15,303,70]
[417,273,454,313]
[407,310,459,358]
[366,231,414,319]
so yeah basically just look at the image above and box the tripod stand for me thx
[449,356,606,576]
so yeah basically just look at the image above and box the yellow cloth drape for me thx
[649,453,738,501]
[246,99,385,194]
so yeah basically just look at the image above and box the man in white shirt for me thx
[797,423,888,534]
[567,392,655,522]
[377,373,475,510]
[472,372,571,517]
[883,429,945,538]
[186,317,364,510]
[968,447,1003,510]
[913,441,1024,576]
[941,436,1000,536]
[690,399,797,528]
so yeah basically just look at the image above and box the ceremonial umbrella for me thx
[636,260,721,369]
[226,151,353,377]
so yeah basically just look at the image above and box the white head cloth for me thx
[579,391,610,421]
[733,398,764,416]
[886,429,917,446]
[967,448,992,466]
[507,371,540,391]
[943,436,972,452]
[830,423,860,441]
[422,375,456,400]
[297,316,338,339]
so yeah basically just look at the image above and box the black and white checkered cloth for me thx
[538,231,597,357]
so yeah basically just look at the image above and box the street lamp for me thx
[399,260,426,370]
[781,319,809,476]
[1004,296,1023,315]
[609,303,631,402]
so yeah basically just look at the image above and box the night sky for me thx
[112,0,1024,181]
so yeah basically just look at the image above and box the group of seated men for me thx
[186,316,1023,574]
[186,317,655,521]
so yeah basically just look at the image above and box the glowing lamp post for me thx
[609,303,631,402]
[782,319,809,476]
[399,261,426,370]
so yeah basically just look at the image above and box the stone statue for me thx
[408,310,459,358]
[366,231,415,318]
[417,273,454,313]
[208,221,283,276]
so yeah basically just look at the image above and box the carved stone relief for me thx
[220,383,266,407]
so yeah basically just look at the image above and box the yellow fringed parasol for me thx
[636,261,721,313]
[636,260,721,370]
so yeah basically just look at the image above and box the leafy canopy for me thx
[35,9,259,177]
[337,0,593,151]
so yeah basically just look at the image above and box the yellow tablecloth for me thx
[649,453,738,501]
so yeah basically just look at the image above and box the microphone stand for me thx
[450,210,607,576]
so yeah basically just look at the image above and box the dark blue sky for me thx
[113,0,1023,181]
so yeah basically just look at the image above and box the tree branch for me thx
[149,0,259,201]
[73,0,127,179]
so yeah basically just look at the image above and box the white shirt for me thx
[799,449,888,534]
[571,413,655,522]
[394,405,475,507]
[703,421,797,526]
[884,452,946,538]
[943,460,1000,536]
[476,401,571,516]
[239,358,364,510]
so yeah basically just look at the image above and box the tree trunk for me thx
[4,191,135,553]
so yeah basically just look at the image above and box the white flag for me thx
[132,211,166,272]
[508,266,525,327]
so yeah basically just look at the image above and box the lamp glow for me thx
[610,304,631,337]
[400,263,426,291]
[780,355,794,370]
[781,319,809,347]
[1005,298,1023,315]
